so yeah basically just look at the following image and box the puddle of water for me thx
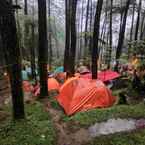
[88,118,136,137]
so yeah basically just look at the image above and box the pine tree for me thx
[92,0,104,79]
[38,0,48,97]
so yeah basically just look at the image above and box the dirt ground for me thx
[44,98,91,145]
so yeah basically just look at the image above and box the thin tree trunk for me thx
[48,0,52,70]
[92,0,104,79]
[30,1,36,81]
[0,5,25,119]
[24,0,28,15]
[100,0,108,57]
[140,11,145,40]
[80,0,84,58]
[115,0,131,71]
[84,0,90,55]
[130,0,135,41]
[54,17,59,58]
[64,0,71,72]
[76,11,80,60]
[69,0,78,76]
[15,0,23,59]
[30,23,36,81]
[134,0,142,40]
[38,0,48,97]
[120,0,123,31]
[108,0,113,69]
[89,0,93,56]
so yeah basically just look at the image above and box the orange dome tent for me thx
[56,77,116,115]
[34,78,60,96]
[48,77,60,91]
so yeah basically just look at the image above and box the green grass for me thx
[63,103,145,127]
[0,102,56,145]
[89,129,145,145]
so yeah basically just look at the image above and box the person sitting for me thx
[128,53,139,71]
[119,64,145,104]
[132,64,145,96]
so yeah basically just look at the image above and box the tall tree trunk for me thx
[89,0,93,56]
[15,0,23,59]
[38,0,48,97]
[30,2,36,81]
[64,0,71,72]
[69,0,78,76]
[134,0,142,40]
[76,11,81,61]
[84,0,90,55]
[107,0,113,69]
[120,0,123,31]
[100,0,108,64]
[48,0,52,70]
[80,0,84,58]
[24,0,28,15]
[24,0,29,60]
[0,5,25,119]
[130,0,135,41]
[115,0,131,71]
[140,11,145,40]
[142,23,145,39]
[92,0,104,79]
[54,17,59,58]
[30,23,36,81]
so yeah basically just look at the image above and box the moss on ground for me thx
[0,102,56,145]
[63,103,145,127]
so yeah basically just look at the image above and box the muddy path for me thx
[44,99,91,145]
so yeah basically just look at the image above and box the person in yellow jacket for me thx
[128,53,139,70]
[129,53,139,70]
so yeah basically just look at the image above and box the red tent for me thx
[56,77,116,115]
[80,70,120,82]
[98,70,120,82]
[23,81,34,92]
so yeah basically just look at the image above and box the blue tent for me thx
[54,66,64,74]
[22,70,29,81]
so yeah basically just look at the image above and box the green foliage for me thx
[0,102,56,145]
[128,40,145,55]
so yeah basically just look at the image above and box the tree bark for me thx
[80,0,84,58]
[134,0,142,40]
[92,0,104,79]
[69,0,78,76]
[84,0,90,55]
[54,17,59,58]
[30,23,36,81]
[64,0,71,72]
[38,0,48,97]
[0,5,25,119]
[24,0,28,15]
[48,0,53,70]
[140,11,145,40]
[130,0,135,41]
[89,0,93,56]
[107,0,113,69]
[115,0,131,71]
